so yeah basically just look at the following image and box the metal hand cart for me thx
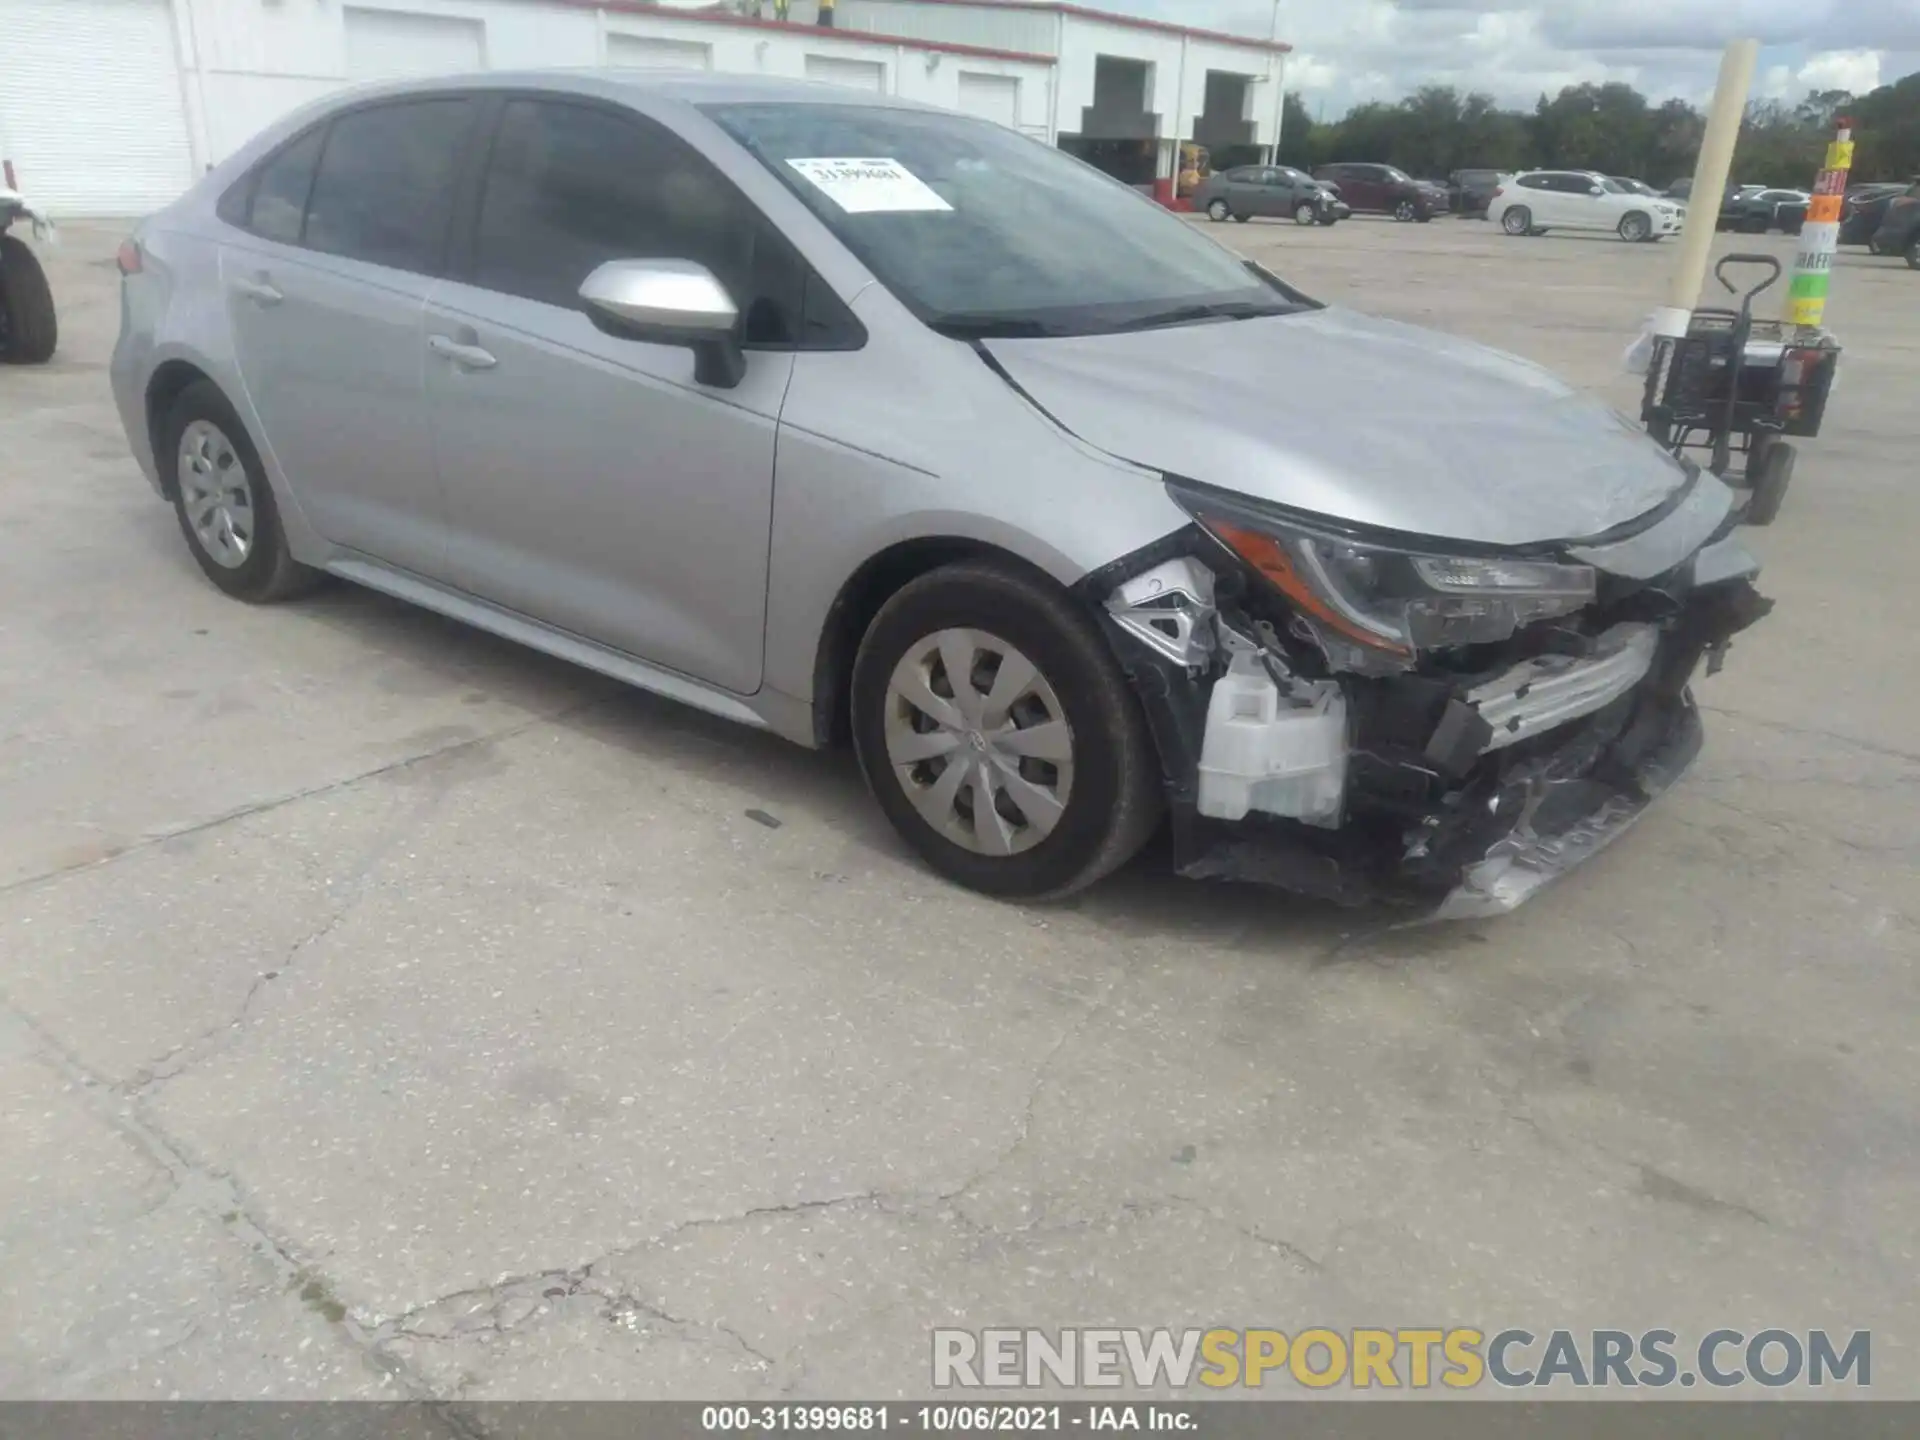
[1640,253,1841,526]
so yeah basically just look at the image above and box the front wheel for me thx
[1206,199,1230,223]
[1393,200,1418,222]
[1501,205,1533,236]
[1906,238,1920,270]
[1618,211,1651,242]
[0,233,57,364]
[1293,201,1318,225]
[851,562,1162,900]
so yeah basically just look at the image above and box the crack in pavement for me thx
[117,734,490,1097]
[1700,705,1920,766]
[938,959,1137,1211]
[0,695,611,903]
[0,995,450,1408]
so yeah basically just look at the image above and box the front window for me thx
[1382,166,1412,183]
[1599,178,1627,194]
[704,102,1306,338]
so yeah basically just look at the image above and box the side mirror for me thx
[1590,186,1605,196]
[579,258,745,389]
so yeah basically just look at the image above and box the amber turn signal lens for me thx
[1205,518,1412,657]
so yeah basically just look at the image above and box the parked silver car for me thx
[111,73,1773,918]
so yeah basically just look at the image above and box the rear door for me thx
[1510,173,1556,224]
[1254,168,1292,217]
[221,97,479,577]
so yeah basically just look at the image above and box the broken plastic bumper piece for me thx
[1431,692,1703,920]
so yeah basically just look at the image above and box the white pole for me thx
[1653,38,1759,339]
[1266,1,1285,165]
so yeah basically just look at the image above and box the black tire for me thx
[1618,211,1651,242]
[159,380,323,603]
[1206,198,1230,222]
[1293,201,1318,226]
[0,233,58,364]
[851,560,1162,901]
[1393,200,1418,222]
[1906,238,1919,271]
[1744,438,1794,528]
[1501,205,1532,236]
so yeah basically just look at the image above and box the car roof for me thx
[313,67,946,116]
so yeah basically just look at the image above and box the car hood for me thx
[982,306,1690,547]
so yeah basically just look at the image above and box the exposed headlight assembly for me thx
[1167,483,1596,668]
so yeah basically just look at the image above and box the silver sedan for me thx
[111,72,1771,917]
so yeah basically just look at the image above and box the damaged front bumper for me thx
[1092,528,1772,919]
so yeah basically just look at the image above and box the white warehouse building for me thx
[0,0,1288,216]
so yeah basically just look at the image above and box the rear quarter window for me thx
[247,127,326,244]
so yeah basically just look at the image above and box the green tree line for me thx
[1270,71,1920,187]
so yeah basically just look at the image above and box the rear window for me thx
[303,99,473,275]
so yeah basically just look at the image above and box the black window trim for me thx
[445,87,865,355]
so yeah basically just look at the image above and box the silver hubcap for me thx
[882,628,1075,858]
[177,420,254,568]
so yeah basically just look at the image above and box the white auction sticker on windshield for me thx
[786,157,953,214]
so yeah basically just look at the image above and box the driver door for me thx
[424,96,804,694]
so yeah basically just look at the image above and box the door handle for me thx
[429,334,497,370]
[232,275,283,306]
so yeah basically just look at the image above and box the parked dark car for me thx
[1192,165,1346,226]
[1841,183,1905,244]
[1313,162,1447,221]
[1870,185,1920,266]
[1664,177,1693,200]
[1448,168,1507,217]
[1718,186,1809,234]
[1844,181,1918,247]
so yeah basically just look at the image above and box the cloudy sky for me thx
[1110,0,1920,116]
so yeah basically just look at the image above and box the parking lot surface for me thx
[3,214,1917,1399]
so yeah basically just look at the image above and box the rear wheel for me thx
[1206,198,1230,222]
[851,561,1161,900]
[0,234,57,364]
[160,381,322,603]
[1618,211,1652,242]
[1501,205,1533,236]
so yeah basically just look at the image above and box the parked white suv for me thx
[1493,170,1685,242]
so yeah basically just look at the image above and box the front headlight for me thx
[1168,484,1596,663]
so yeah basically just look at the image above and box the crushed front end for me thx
[1085,471,1773,919]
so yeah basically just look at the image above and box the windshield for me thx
[704,102,1306,338]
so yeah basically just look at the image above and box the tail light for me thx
[116,238,143,276]
[3,159,16,191]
